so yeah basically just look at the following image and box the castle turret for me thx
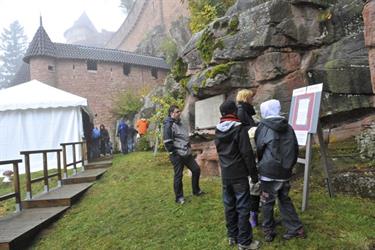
[23,17,57,86]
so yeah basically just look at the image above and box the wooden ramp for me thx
[0,207,69,250]
[85,160,112,170]
[22,183,93,209]
[62,168,107,184]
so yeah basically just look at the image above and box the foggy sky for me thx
[0,0,125,43]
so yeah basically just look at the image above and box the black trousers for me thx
[169,154,201,201]
[261,180,303,234]
[223,178,253,246]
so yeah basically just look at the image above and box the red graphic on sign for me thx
[290,93,315,131]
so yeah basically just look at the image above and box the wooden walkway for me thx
[0,207,69,250]
[62,168,107,184]
[85,160,112,170]
[0,156,112,250]
[22,183,93,209]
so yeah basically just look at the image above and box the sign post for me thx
[289,83,334,211]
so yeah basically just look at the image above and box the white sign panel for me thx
[195,95,225,129]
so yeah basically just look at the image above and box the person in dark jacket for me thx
[236,89,260,228]
[99,124,110,156]
[215,100,260,250]
[163,105,204,204]
[117,119,128,154]
[236,89,257,127]
[255,99,305,242]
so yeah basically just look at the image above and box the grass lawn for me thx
[25,151,375,250]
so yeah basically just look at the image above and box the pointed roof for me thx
[64,12,97,37]
[23,19,56,63]
[0,79,87,111]
[23,18,170,70]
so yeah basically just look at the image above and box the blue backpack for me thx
[92,128,100,140]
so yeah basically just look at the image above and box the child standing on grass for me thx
[215,100,260,250]
[255,99,306,242]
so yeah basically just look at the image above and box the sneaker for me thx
[193,190,206,196]
[176,197,185,205]
[282,228,306,240]
[228,237,237,246]
[238,240,260,250]
[264,231,276,242]
[249,212,258,228]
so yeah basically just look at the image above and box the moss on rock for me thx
[171,58,188,82]
[228,15,239,35]
[196,30,224,64]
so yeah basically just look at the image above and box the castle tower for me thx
[64,12,99,46]
[23,17,57,86]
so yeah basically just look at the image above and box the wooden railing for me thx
[0,159,22,212]
[20,149,62,200]
[60,141,86,179]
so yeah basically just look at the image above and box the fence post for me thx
[24,154,32,200]
[43,152,49,193]
[12,161,21,212]
[57,150,62,187]
[62,144,67,178]
[81,141,85,171]
[72,144,77,175]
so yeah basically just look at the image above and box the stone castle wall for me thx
[106,0,189,51]
[30,57,167,139]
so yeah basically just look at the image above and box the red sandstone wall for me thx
[364,0,375,93]
[29,57,57,86]
[114,0,189,51]
[31,58,167,139]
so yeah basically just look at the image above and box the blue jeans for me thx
[223,178,252,246]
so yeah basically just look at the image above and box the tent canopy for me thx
[0,79,87,111]
[0,80,88,176]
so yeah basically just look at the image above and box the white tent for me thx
[0,80,88,176]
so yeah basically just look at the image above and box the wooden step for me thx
[90,155,113,162]
[21,183,93,209]
[84,160,112,170]
[62,168,107,184]
[0,207,69,250]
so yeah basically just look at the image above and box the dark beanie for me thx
[220,100,237,116]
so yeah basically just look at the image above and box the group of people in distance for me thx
[90,124,111,159]
[163,89,305,250]
[90,118,149,159]
[117,117,149,154]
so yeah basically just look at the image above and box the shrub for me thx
[112,87,150,119]
[188,0,236,33]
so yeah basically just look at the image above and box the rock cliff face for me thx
[176,0,375,175]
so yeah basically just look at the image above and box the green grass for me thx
[27,152,375,250]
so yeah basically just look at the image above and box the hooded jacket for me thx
[163,117,191,156]
[215,119,258,183]
[255,117,299,180]
[237,101,257,127]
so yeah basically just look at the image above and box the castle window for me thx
[151,68,158,79]
[87,60,97,71]
[48,65,55,72]
[73,64,75,70]
[123,64,131,76]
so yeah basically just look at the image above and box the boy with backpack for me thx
[255,99,306,242]
[215,100,260,250]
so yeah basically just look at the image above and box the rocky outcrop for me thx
[180,0,374,117]
[363,0,375,92]
[332,169,375,199]
[175,0,375,176]
[356,117,375,161]
[170,17,192,55]
[135,25,166,57]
